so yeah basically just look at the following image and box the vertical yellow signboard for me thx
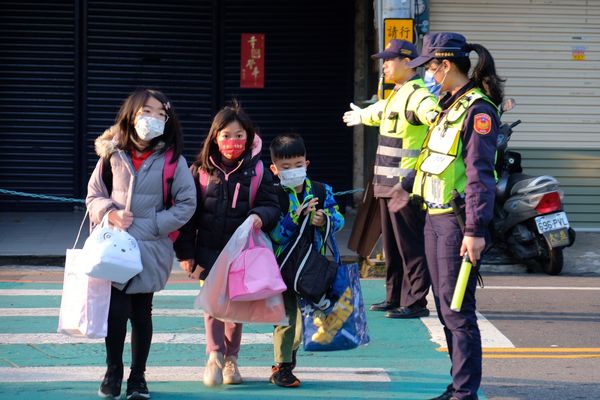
[381,19,415,99]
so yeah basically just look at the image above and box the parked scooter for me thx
[491,100,576,275]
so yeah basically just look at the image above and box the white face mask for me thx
[135,115,165,141]
[424,70,441,96]
[278,166,306,189]
[425,64,448,97]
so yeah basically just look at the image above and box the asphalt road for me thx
[0,266,598,399]
[477,274,600,400]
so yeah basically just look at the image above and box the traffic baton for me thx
[450,254,472,312]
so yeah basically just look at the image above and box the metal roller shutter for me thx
[0,0,76,210]
[86,0,216,175]
[221,1,356,201]
[429,0,600,228]
[429,0,600,149]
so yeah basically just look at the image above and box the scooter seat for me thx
[506,173,532,196]
[510,175,559,196]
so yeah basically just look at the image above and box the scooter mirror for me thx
[502,98,516,113]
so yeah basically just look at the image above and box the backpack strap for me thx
[162,148,177,209]
[249,160,264,208]
[101,155,113,195]
[198,167,209,201]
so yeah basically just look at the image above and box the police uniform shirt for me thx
[437,81,500,237]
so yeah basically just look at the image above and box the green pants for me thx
[273,289,302,363]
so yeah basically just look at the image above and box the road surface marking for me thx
[421,293,515,349]
[0,332,272,345]
[0,289,199,296]
[0,308,203,317]
[0,366,390,383]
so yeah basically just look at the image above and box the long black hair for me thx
[114,88,183,162]
[452,43,505,107]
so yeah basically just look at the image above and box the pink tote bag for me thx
[228,229,287,301]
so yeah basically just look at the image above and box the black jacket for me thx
[174,139,279,279]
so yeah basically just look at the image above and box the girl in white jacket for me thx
[86,89,196,400]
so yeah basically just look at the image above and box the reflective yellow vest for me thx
[413,88,498,214]
[361,78,439,187]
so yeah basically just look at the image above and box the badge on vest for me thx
[419,153,455,175]
[473,113,492,135]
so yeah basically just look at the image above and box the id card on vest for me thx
[419,152,455,175]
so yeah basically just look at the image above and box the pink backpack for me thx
[228,229,287,301]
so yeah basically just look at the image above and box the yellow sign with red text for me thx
[381,19,415,97]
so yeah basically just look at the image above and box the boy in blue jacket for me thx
[268,133,344,387]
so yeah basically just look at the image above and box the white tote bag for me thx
[82,212,143,284]
[58,212,112,339]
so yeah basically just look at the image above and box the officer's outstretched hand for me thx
[387,183,409,213]
[343,103,363,127]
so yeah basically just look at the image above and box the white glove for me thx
[342,102,363,127]
[425,110,440,125]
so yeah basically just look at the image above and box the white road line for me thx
[421,293,515,349]
[0,332,272,345]
[0,366,390,383]
[0,289,199,296]
[481,286,600,290]
[1,286,599,297]
[0,308,203,317]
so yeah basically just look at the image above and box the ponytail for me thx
[465,43,505,107]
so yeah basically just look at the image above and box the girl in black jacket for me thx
[174,103,279,387]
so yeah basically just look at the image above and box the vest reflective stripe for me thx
[372,78,432,187]
[414,88,498,214]
[376,145,420,158]
[374,165,412,178]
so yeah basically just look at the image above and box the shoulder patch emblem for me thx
[473,113,492,135]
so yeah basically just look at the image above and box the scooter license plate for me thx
[535,212,570,234]
[535,212,571,248]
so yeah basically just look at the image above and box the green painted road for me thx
[0,279,487,399]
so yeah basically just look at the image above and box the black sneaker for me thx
[270,363,301,388]
[98,364,123,399]
[126,372,150,400]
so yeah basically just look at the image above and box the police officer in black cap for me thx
[343,40,439,319]
[406,32,504,400]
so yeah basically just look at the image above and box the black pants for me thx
[105,286,154,375]
[424,213,481,399]
[379,198,430,308]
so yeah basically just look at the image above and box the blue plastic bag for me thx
[301,263,370,351]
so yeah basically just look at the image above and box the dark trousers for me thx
[105,286,154,376]
[424,213,481,400]
[379,198,430,308]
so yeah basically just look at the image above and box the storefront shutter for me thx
[0,1,76,210]
[221,1,356,200]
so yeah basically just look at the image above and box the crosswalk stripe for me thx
[0,289,198,296]
[0,332,272,345]
[0,308,203,317]
[420,293,515,349]
[0,366,391,383]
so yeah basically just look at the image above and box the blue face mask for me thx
[424,70,441,97]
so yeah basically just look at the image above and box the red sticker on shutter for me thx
[473,113,492,135]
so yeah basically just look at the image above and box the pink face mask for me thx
[218,138,246,160]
